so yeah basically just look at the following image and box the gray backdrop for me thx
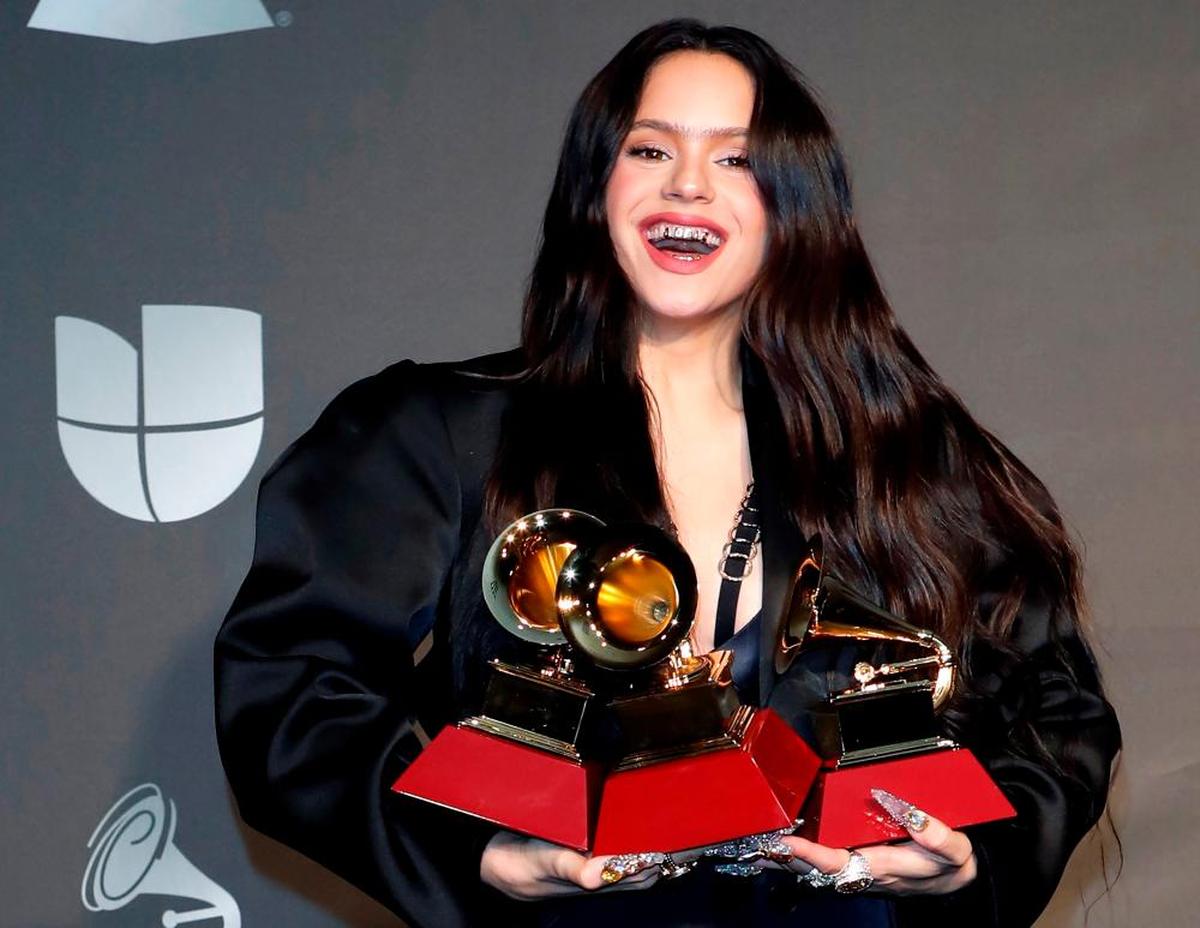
[3,1,1195,925]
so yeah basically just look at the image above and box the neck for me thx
[636,307,744,413]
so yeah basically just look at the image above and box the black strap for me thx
[713,484,759,648]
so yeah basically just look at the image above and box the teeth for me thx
[643,221,723,248]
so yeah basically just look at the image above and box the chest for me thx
[656,418,762,654]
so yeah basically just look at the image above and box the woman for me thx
[214,18,1120,928]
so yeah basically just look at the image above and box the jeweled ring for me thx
[832,850,874,894]
[660,852,697,880]
[797,865,837,889]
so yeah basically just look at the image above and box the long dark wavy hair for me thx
[483,18,1107,782]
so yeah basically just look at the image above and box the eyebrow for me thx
[629,118,748,139]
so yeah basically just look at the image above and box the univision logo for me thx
[28,0,274,44]
[55,305,263,522]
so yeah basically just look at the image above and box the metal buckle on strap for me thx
[718,481,761,582]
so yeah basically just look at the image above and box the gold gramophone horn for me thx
[482,509,605,645]
[557,524,697,670]
[776,536,955,709]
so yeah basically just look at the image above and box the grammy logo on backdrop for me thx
[28,0,275,44]
[82,782,240,927]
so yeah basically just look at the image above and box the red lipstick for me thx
[637,212,728,275]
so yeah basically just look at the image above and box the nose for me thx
[662,150,713,203]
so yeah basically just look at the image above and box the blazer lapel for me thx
[741,355,808,705]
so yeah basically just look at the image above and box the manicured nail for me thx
[870,787,929,832]
[703,833,788,861]
[715,861,763,877]
[600,865,625,884]
[763,839,793,863]
[601,851,665,884]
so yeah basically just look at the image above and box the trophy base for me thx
[391,724,602,851]
[798,746,1016,847]
[591,708,820,855]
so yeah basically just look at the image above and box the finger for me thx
[606,871,667,892]
[901,817,972,868]
[872,864,978,897]
[670,846,709,865]
[780,840,952,887]
[859,843,951,880]
[579,853,664,890]
[694,831,797,874]
[711,856,788,878]
[549,847,593,886]
[601,871,663,893]
[869,789,973,868]
[727,856,802,875]
[752,844,813,875]
[578,855,615,889]
[593,865,662,892]
[532,863,660,898]
[780,836,851,875]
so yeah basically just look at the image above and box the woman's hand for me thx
[782,812,976,896]
[714,791,977,896]
[480,831,677,900]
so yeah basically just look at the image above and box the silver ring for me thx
[660,852,697,880]
[797,865,837,889]
[833,850,874,894]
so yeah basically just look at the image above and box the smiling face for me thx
[605,50,768,326]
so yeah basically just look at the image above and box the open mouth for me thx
[637,216,728,274]
[642,221,724,259]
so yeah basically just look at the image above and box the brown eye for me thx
[720,154,751,169]
[627,145,669,161]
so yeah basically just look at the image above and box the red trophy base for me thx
[591,709,821,855]
[798,747,1016,847]
[391,725,602,851]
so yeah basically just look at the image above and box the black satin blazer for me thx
[214,350,1121,928]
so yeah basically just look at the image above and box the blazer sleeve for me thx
[895,566,1122,928]
[213,361,504,927]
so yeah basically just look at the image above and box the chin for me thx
[634,285,743,323]
[617,246,751,325]
[642,299,722,321]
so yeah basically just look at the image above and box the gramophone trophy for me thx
[555,523,821,855]
[776,538,1016,847]
[391,509,607,850]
